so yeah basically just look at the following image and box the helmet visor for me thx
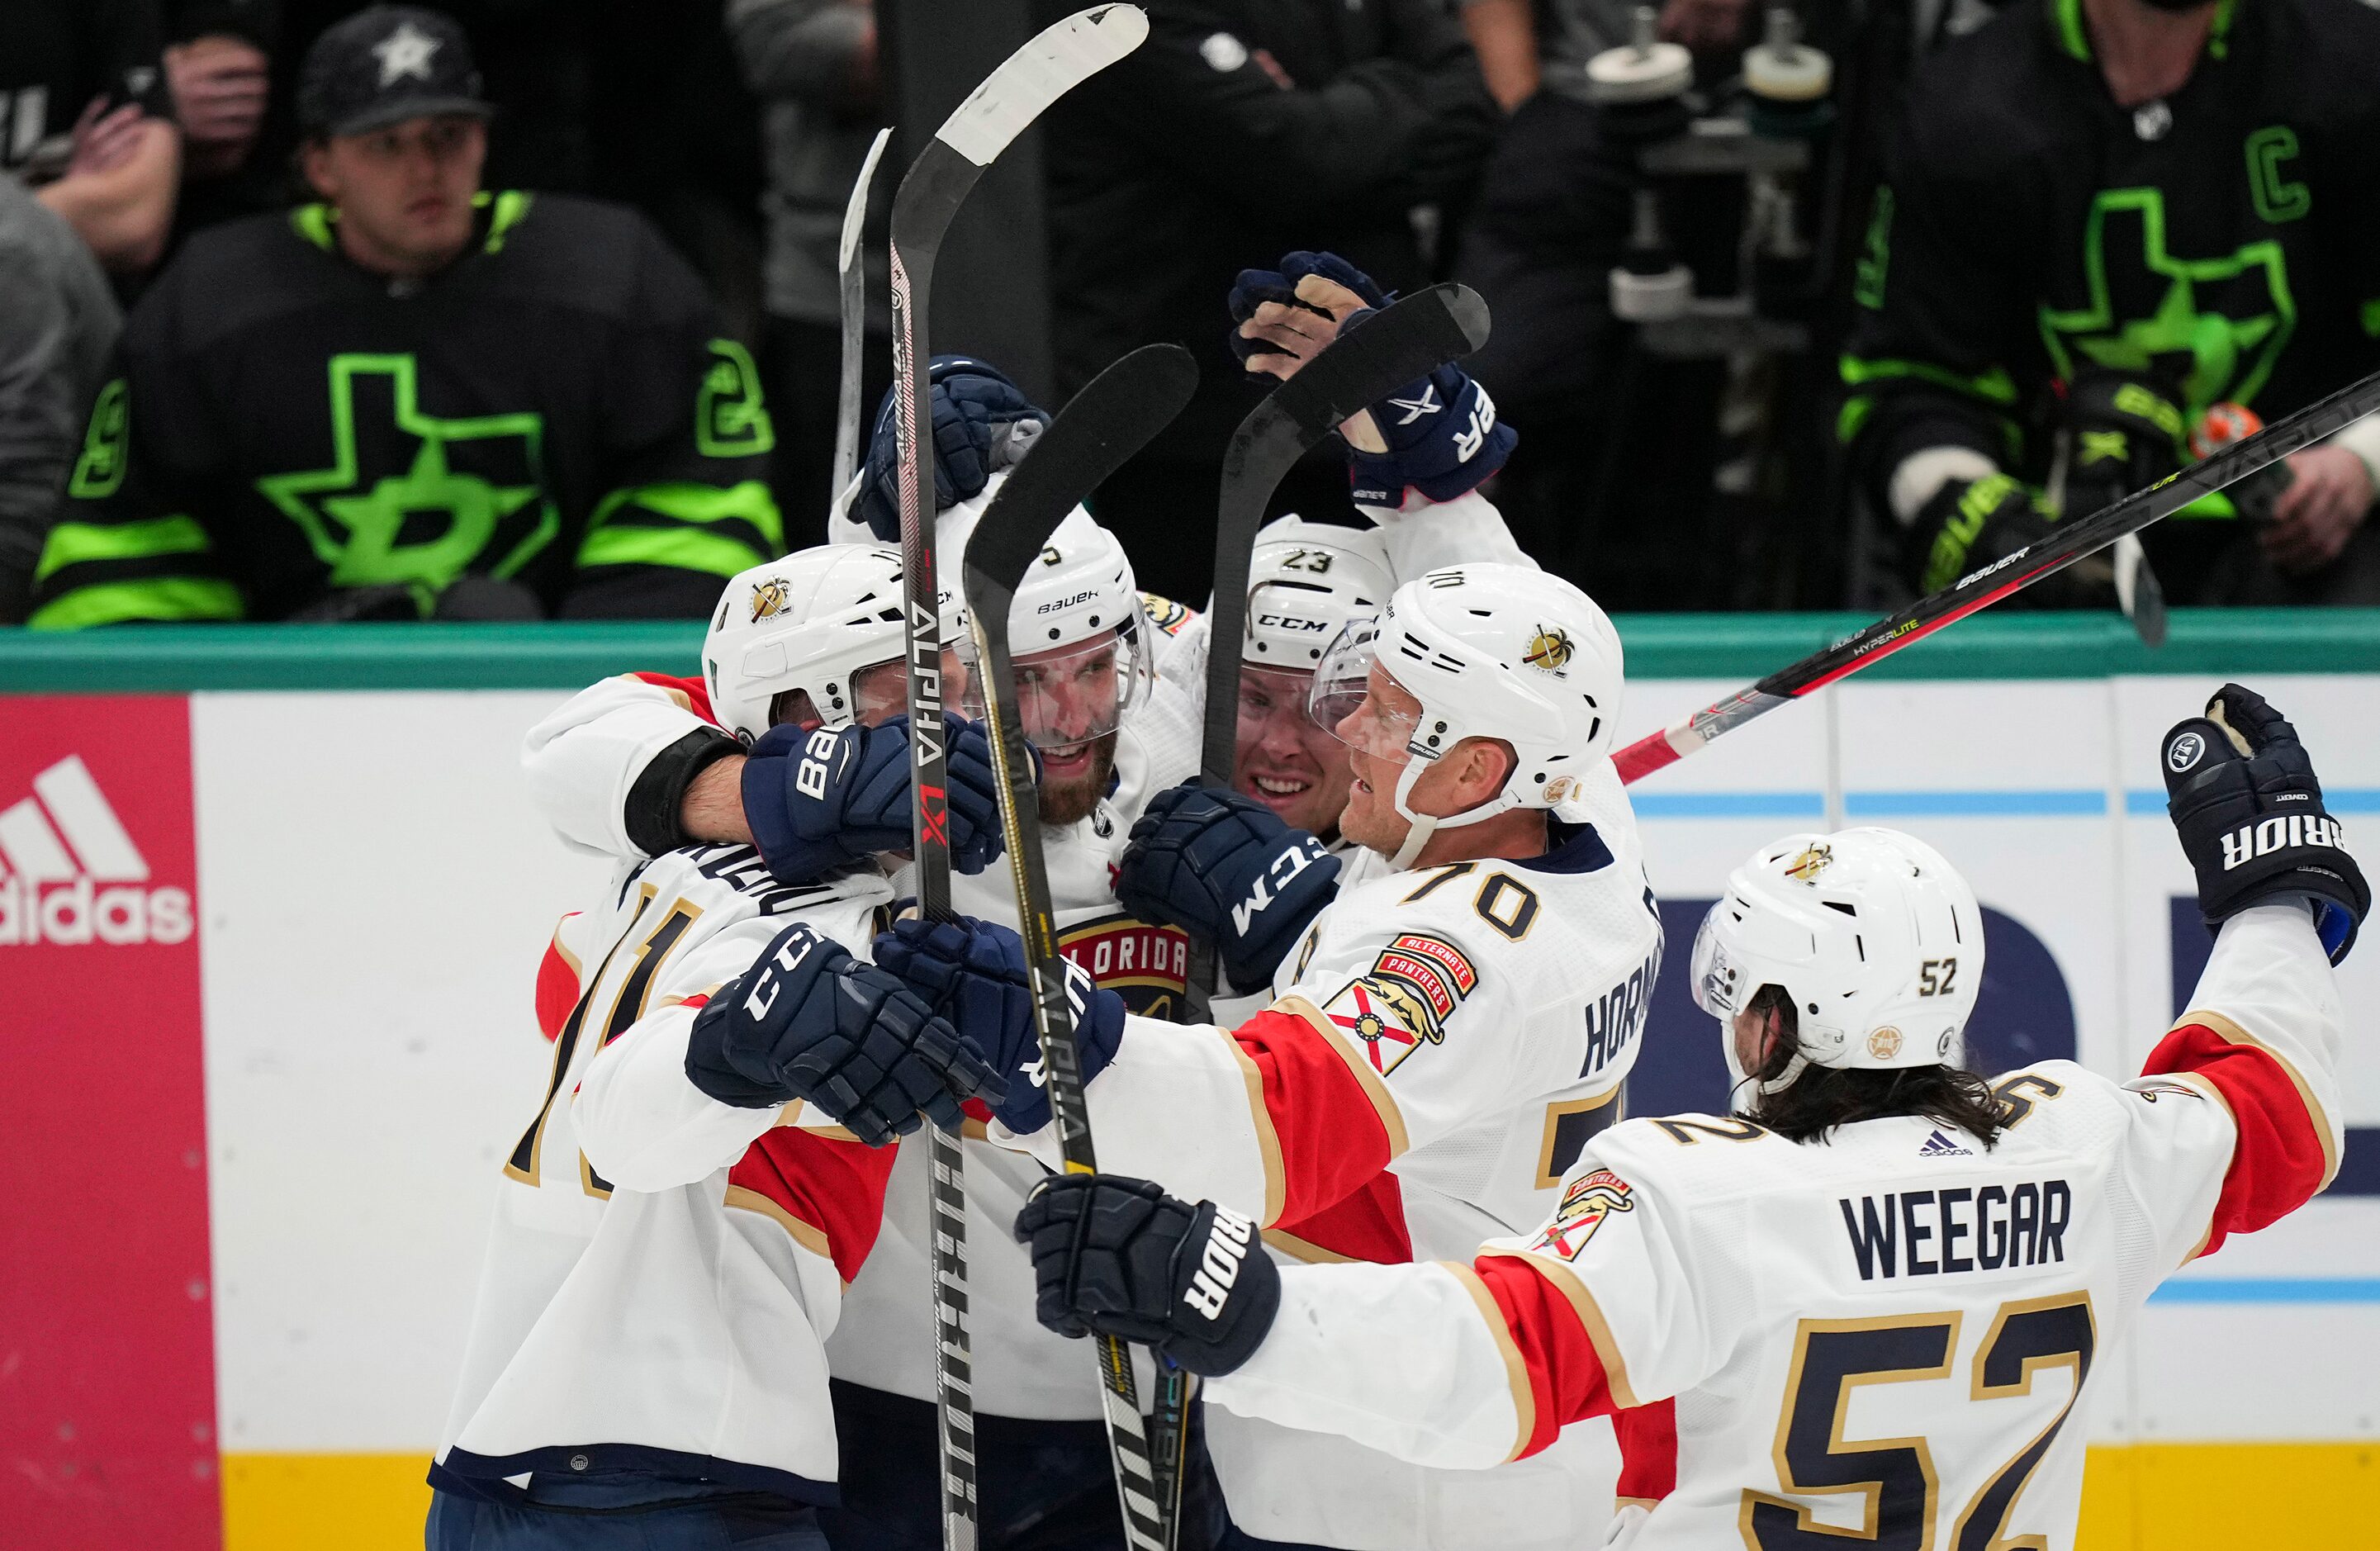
[1306,618,1420,761]
[960,623,1151,751]
[1690,903,1747,1018]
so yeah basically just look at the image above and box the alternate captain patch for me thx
[1323,976,1439,1076]
[1370,932,1478,1023]
[749,577,790,623]
[1530,1169,1635,1261]
[1140,591,1196,637]
[1059,912,1189,1021]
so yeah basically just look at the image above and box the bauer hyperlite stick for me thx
[1614,364,2380,785]
[831,126,893,504]
[888,13,1146,1550]
[1183,284,1493,1021]
[963,344,1200,1551]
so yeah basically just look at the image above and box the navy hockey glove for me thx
[1014,1174,1279,1378]
[854,355,1049,542]
[742,715,1004,883]
[2163,684,2367,964]
[1117,782,1339,994]
[685,923,1004,1146]
[1226,249,1391,368]
[874,915,1126,1136]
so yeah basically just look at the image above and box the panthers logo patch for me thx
[1323,976,1440,1077]
[1530,1169,1634,1260]
[1140,591,1196,637]
[1785,842,1833,883]
[1523,626,1574,672]
[749,577,791,623]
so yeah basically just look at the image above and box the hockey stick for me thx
[889,13,1147,1550]
[831,126,893,505]
[962,344,1201,1551]
[1182,284,1494,1022]
[1614,365,2380,784]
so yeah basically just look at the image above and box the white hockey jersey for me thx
[433,844,897,1503]
[993,781,1663,1551]
[1202,904,2346,1551]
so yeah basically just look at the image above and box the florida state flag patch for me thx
[1530,1169,1634,1261]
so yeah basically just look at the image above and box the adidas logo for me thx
[0,756,192,946]
[1918,1129,1973,1159]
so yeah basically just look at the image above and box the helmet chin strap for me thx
[1386,747,1520,870]
[1720,1015,1810,1103]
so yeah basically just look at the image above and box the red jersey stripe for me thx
[2145,1017,2333,1258]
[533,915,583,1042]
[1227,1003,1400,1228]
[726,1125,898,1283]
[629,671,718,726]
[1468,1252,1619,1459]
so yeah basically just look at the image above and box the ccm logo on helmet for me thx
[2220,813,2344,870]
[1183,1205,1258,1320]
[1254,612,1327,633]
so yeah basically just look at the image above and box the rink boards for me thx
[1,612,2375,1549]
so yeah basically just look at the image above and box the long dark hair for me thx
[1738,984,2008,1149]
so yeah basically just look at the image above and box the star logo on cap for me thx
[373,21,441,86]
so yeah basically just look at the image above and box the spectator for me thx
[1034,0,1499,600]
[724,0,889,538]
[1841,0,2380,605]
[26,5,782,629]
[0,178,125,624]
[161,2,279,239]
[2,0,185,276]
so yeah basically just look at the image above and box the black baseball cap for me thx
[297,6,493,138]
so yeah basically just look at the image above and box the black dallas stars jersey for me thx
[31,193,780,627]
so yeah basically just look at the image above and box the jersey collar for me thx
[1516,818,1614,875]
[2048,0,2240,64]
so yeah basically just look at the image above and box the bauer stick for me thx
[1615,366,2380,784]
[963,344,1202,1551]
[888,12,1148,1550]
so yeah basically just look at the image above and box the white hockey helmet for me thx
[1690,828,1984,1093]
[1309,562,1624,866]
[703,543,960,745]
[1242,515,1395,671]
[953,503,1154,747]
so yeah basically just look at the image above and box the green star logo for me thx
[2037,187,2293,420]
[257,353,557,590]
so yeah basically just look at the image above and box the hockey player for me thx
[429,544,1012,1548]
[881,560,1665,1551]
[1014,685,2364,1551]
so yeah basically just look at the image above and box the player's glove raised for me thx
[1229,250,1514,505]
[742,714,1004,883]
[2163,684,2367,964]
[1014,1174,1279,1378]
[854,354,1048,541]
[1117,781,1339,994]
[685,923,1004,1146]
[874,915,1126,1135]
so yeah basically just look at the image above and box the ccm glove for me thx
[855,355,1048,541]
[742,715,1004,883]
[1118,782,1339,994]
[1015,1174,1279,1378]
[2163,683,2368,963]
[685,923,1004,1145]
[875,915,1126,1135]
[1230,250,1514,504]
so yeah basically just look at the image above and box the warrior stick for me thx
[962,344,1201,1551]
[888,12,1146,1550]
[831,126,893,505]
[1183,283,1493,1022]
[1614,366,2380,784]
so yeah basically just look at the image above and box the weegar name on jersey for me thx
[1838,1179,2073,1281]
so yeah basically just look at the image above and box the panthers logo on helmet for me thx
[1140,591,1195,637]
[748,578,790,623]
[1531,1169,1634,1260]
[1523,625,1574,672]
[1785,842,1833,883]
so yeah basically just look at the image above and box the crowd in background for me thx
[5,0,2377,627]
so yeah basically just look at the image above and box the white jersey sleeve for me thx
[523,671,718,858]
[1360,487,1534,578]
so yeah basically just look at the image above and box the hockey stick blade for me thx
[962,343,1197,1551]
[1200,282,1491,791]
[832,126,893,505]
[1614,364,2380,784]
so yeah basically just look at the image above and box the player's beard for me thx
[1036,730,1119,828]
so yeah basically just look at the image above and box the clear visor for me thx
[960,623,1150,751]
[1689,904,1745,1018]
[1307,617,1421,762]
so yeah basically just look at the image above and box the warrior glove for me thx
[1015,1174,1280,1378]
[2164,683,2367,964]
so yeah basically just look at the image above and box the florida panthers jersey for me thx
[519,652,1202,1420]
[1204,905,2344,1551]
[995,790,1663,1551]
[433,844,896,1504]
